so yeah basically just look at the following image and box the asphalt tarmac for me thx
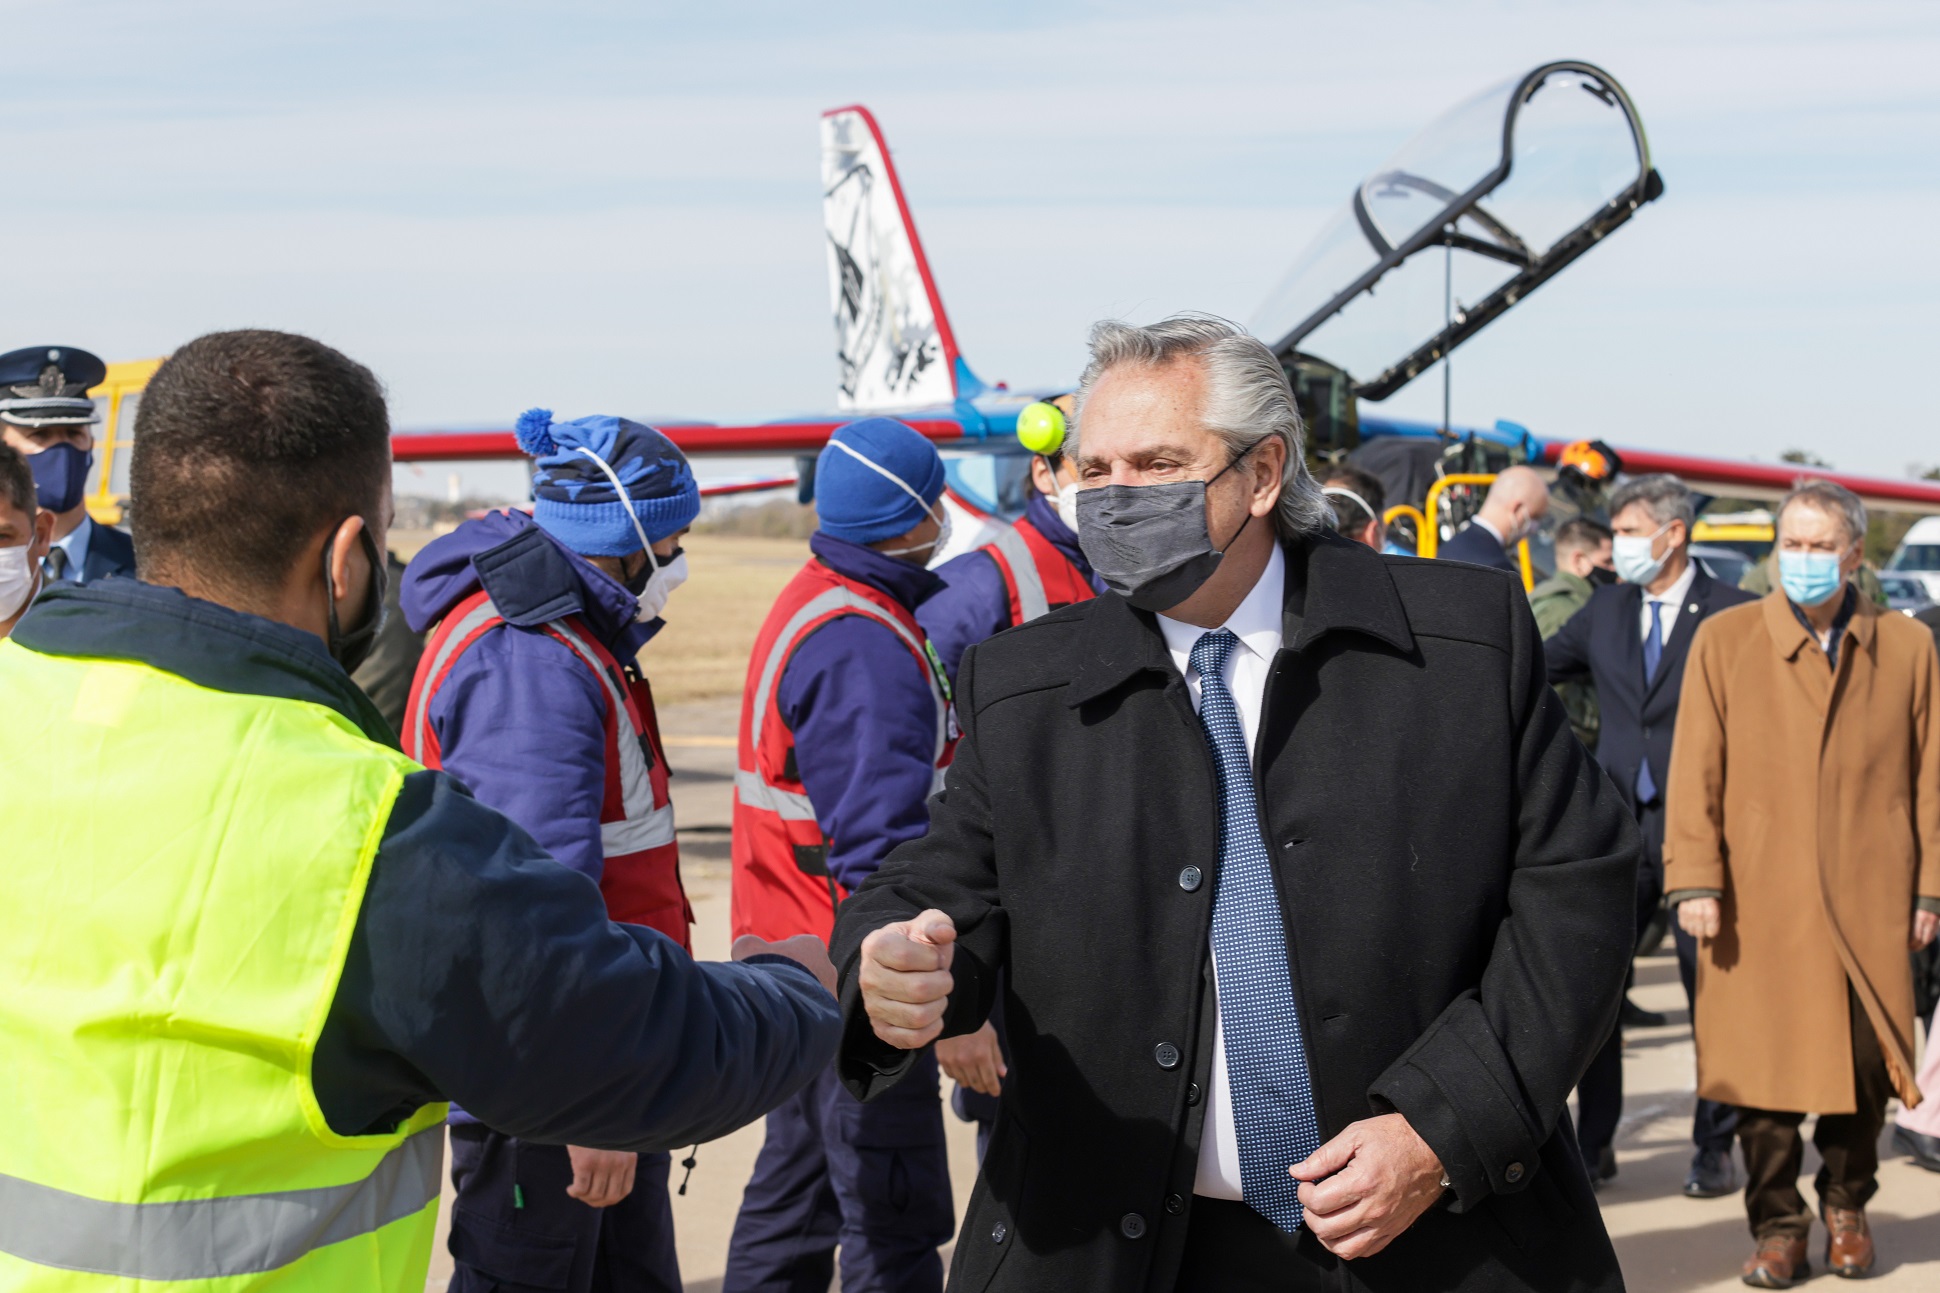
[421,695,1940,1291]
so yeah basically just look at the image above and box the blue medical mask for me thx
[1778,550,1846,607]
[27,442,91,514]
[1611,524,1671,585]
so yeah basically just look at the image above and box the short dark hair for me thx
[0,440,33,516]
[131,330,390,591]
[1554,516,1612,557]
[1318,463,1385,537]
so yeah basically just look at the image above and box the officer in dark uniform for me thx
[0,345,135,585]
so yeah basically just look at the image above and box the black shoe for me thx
[1684,1147,1739,1198]
[1894,1123,1940,1172]
[1620,997,1668,1029]
[1587,1144,1618,1191]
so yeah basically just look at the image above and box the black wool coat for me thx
[832,533,1640,1293]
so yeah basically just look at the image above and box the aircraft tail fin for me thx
[821,106,978,412]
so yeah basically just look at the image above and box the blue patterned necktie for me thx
[1636,601,1664,803]
[1190,628,1321,1233]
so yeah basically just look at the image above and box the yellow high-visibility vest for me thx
[0,640,448,1290]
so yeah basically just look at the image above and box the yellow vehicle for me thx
[81,357,164,525]
[1690,511,1774,565]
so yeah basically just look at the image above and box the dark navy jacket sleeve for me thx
[918,549,1012,691]
[1543,597,1594,685]
[779,615,940,893]
[313,770,840,1151]
[430,625,609,886]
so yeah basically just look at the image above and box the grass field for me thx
[640,534,811,703]
[392,527,810,705]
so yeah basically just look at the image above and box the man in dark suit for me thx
[1436,466,1548,575]
[834,314,1639,1293]
[1546,472,1755,1199]
[0,345,138,586]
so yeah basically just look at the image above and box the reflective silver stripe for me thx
[0,1124,444,1281]
[548,618,675,857]
[739,586,950,807]
[416,600,675,857]
[989,525,1049,623]
[408,598,504,760]
[734,769,820,820]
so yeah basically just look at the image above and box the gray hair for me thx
[1072,313,1329,539]
[1607,473,1695,532]
[1776,477,1867,546]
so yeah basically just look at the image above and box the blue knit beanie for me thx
[813,418,946,545]
[515,409,701,556]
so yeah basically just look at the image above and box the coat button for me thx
[1179,865,1202,892]
[1154,1042,1181,1070]
[991,1220,1007,1244]
[1186,1082,1202,1106]
[1505,1162,1525,1184]
[1121,1212,1147,1239]
[1165,1193,1185,1215]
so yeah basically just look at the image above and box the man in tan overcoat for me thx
[1667,479,1940,1287]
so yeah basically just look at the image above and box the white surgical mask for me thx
[1611,523,1671,585]
[1056,480,1080,532]
[0,544,39,621]
[574,446,686,623]
[825,438,950,562]
[633,550,690,623]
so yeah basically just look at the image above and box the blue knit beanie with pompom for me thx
[514,409,701,556]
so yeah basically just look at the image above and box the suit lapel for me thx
[1613,584,1645,696]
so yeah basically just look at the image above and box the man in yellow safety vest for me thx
[0,329,840,1292]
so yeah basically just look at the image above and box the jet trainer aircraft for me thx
[80,60,1940,544]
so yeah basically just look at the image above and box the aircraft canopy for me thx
[1252,61,1660,401]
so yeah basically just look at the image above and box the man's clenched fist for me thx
[858,909,957,1049]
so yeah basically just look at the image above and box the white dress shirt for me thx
[1155,542,1286,1200]
[1639,559,1697,648]
[48,514,93,583]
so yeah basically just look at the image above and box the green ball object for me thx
[1015,402,1066,455]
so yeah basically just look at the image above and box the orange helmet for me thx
[1557,439,1622,481]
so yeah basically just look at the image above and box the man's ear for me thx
[326,515,370,617]
[1252,437,1288,514]
[30,509,54,562]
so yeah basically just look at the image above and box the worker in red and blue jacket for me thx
[401,409,701,1293]
[725,417,958,1293]
[915,397,1102,1163]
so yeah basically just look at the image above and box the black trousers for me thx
[1175,1198,1341,1292]
[1738,986,1894,1239]
[1575,797,1665,1157]
[1577,799,1737,1157]
[446,1123,680,1293]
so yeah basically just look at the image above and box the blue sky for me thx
[9,1,1938,491]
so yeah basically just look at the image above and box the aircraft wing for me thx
[389,418,971,462]
[1542,443,1940,515]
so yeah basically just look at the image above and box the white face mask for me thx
[573,446,686,623]
[825,438,950,562]
[0,543,39,621]
[1056,481,1080,533]
[632,550,690,623]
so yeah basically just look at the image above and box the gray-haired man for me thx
[832,313,1638,1292]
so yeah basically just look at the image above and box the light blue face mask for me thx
[1778,550,1846,607]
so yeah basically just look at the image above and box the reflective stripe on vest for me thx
[0,642,448,1291]
[988,524,1049,622]
[0,1125,443,1282]
[406,596,674,858]
[741,583,951,803]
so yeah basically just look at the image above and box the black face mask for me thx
[1587,565,1619,587]
[325,520,388,673]
[1075,445,1257,613]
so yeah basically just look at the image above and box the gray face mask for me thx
[1076,446,1256,612]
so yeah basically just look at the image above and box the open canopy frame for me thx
[1254,60,1662,402]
